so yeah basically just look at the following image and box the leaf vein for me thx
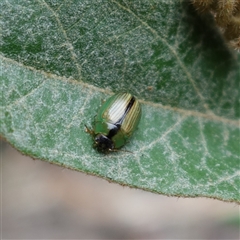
[111,0,211,113]
[38,0,82,80]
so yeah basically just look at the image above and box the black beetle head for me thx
[94,134,114,153]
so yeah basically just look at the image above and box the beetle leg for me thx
[109,148,132,154]
[120,149,133,154]
[85,124,94,135]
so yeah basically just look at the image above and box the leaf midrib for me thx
[1,55,239,127]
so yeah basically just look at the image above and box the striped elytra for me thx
[86,92,141,153]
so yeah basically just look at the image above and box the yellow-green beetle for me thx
[86,92,141,153]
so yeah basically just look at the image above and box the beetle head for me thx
[94,134,114,153]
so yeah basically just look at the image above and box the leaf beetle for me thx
[85,92,141,153]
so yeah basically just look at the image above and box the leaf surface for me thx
[1,0,239,203]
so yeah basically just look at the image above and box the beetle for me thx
[85,92,141,153]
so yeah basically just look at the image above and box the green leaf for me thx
[1,0,239,203]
